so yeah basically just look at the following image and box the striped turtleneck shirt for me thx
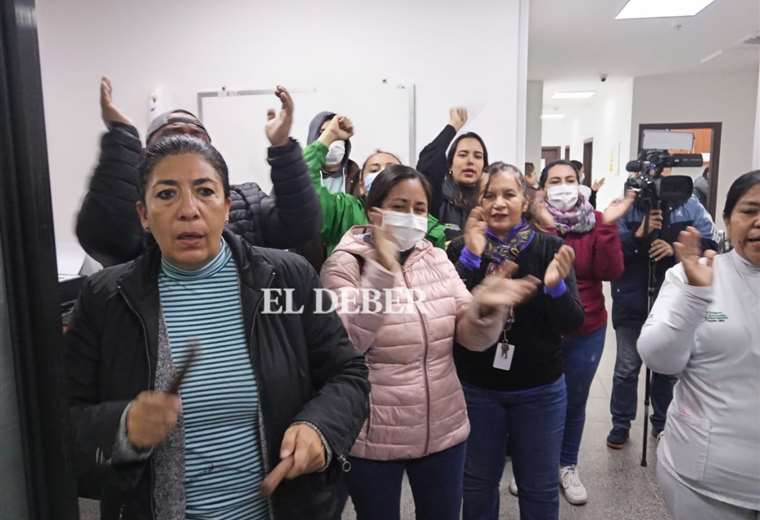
[158,239,269,520]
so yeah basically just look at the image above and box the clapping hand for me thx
[544,245,575,288]
[674,226,716,287]
[464,207,488,257]
[473,274,541,317]
[368,209,400,272]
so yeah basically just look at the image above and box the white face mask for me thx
[363,171,382,193]
[578,184,592,201]
[546,184,580,211]
[325,141,346,167]
[381,209,428,251]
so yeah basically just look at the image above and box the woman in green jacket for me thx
[303,115,446,258]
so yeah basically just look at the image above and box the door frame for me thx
[637,122,722,219]
[582,139,594,188]
[0,0,80,517]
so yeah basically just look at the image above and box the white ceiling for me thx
[529,0,760,81]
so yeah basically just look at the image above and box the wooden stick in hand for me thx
[260,456,295,497]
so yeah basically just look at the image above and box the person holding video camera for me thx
[607,170,716,449]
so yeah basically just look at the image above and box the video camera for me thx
[624,149,701,209]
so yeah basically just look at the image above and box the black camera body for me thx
[625,149,701,209]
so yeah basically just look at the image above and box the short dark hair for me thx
[447,132,489,171]
[138,135,230,202]
[569,160,583,172]
[524,162,535,176]
[539,159,580,188]
[723,170,760,220]
[365,164,432,212]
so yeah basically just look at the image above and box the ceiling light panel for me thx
[615,0,715,20]
[552,91,596,100]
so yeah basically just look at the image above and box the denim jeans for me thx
[610,325,676,432]
[462,376,567,520]
[346,442,466,520]
[561,326,606,466]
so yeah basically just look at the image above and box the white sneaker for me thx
[560,465,588,505]
[508,477,518,496]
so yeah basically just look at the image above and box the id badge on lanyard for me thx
[493,331,515,371]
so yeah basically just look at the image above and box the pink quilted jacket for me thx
[320,226,506,460]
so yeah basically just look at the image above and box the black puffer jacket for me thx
[416,124,478,241]
[76,123,321,266]
[65,230,370,519]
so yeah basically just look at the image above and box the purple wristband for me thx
[459,247,482,271]
[544,279,567,298]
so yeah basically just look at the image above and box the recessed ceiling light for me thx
[552,91,596,100]
[700,49,723,63]
[615,0,715,20]
[540,114,566,120]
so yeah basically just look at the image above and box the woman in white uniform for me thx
[637,170,760,520]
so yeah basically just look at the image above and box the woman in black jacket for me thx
[446,162,584,520]
[416,108,488,241]
[65,135,369,520]
[76,79,321,266]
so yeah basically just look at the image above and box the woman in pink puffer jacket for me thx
[320,165,539,520]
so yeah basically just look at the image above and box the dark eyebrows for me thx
[153,179,178,188]
[152,178,217,189]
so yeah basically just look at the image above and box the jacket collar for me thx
[116,231,278,383]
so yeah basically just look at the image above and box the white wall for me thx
[525,80,543,170]
[631,67,759,227]
[36,0,528,274]
[541,78,634,209]
[754,50,760,170]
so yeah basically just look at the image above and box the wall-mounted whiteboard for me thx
[199,82,416,192]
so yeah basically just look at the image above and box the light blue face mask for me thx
[363,171,382,193]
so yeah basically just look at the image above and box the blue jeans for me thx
[610,325,676,432]
[561,326,606,466]
[462,376,567,520]
[346,441,466,520]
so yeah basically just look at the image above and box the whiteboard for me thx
[198,82,416,192]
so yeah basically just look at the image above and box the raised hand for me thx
[100,76,132,128]
[319,115,354,146]
[674,226,716,287]
[265,85,294,147]
[473,275,541,317]
[449,107,468,132]
[368,208,400,272]
[592,177,606,192]
[464,207,488,256]
[602,189,636,224]
[544,245,575,288]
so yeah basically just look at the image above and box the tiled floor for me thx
[80,305,672,520]
[340,322,671,520]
